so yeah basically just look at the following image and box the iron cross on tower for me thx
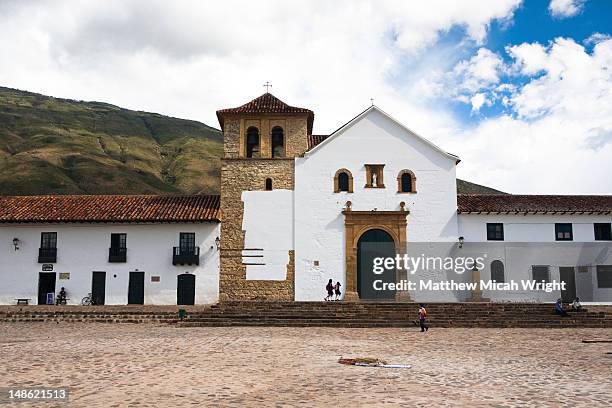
[263,81,272,92]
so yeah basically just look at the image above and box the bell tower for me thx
[216,92,313,300]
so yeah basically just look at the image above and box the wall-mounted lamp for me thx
[215,236,220,251]
[458,236,464,249]
[12,238,20,251]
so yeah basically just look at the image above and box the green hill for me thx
[0,86,223,195]
[0,86,504,196]
[456,179,506,195]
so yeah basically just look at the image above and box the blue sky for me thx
[487,0,609,49]
[417,0,612,123]
[0,0,611,193]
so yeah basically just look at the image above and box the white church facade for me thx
[1,93,611,305]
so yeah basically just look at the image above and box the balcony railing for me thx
[38,247,57,263]
[173,246,200,266]
[109,247,127,263]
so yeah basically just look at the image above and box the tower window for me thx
[271,126,285,158]
[334,169,353,193]
[397,170,416,193]
[246,127,260,158]
[265,178,273,191]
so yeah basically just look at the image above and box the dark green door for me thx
[128,271,145,304]
[92,272,106,305]
[560,267,576,302]
[38,272,56,305]
[357,229,396,300]
[177,273,196,305]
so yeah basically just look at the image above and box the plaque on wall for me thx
[59,272,70,280]
[151,276,160,282]
[42,264,53,271]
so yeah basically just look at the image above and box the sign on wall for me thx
[58,273,70,280]
[151,276,160,282]
[42,264,53,271]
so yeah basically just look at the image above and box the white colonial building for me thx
[0,196,220,305]
[1,94,611,304]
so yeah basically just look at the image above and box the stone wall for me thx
[220,158,296,300]
[220,114,309,159]
[219,110,309,300]
[223,118,241,158]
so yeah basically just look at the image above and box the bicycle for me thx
[81,293,97,306]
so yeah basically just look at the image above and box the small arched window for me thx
[265,178,273,191]
[397,170,416,193]
[271,126,284,158]
[246,127,260,158]
[491,260,505,283]
[401,173,412,192]
[338,173,349,192]
[334,169,353,193]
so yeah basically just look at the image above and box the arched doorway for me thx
[177,273,196,305]
[357,229,396,300]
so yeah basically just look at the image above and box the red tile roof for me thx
[216,93,314,134]
[0,195,220,223]
[308,134,329,149]
[458,194,612,214]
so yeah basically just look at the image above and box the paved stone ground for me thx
[1,324,611,407]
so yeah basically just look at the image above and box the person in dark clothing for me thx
[554,298,569,316]
[334,281,342,301]
[324,279,334,301]
[56,287,67,305]
[418,304,428,332]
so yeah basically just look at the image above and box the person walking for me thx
[418,304,428,332]
[334,281,342,301]
[324,279,334,301]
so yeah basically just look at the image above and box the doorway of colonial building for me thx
[91,271,106,305]
[560,267,577,302]
[37,272,56,305]
[357,229,396,300]
[128,271,145,305]
[343,207,408,301]
[177,273,196,305]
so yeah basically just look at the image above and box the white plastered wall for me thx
[241,190,294,280]
[294,108,459,300]
[0,223,220,305]
[458,214,612,302]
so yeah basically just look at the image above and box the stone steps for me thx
[2,302,611,327]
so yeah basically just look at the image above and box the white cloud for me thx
[2,1,611,194]
[470,93,487,112]
[584,32,612,46]
[444,37,612,194]
[454,48,506,92]
[0,0,522,135]
[424,47,507,111]
[548,0,586,18]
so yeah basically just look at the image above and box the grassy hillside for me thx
[0,86,504,196]
[457,179,506,194]
[0,87,222,195]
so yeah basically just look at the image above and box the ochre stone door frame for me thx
[342,208,409,301]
